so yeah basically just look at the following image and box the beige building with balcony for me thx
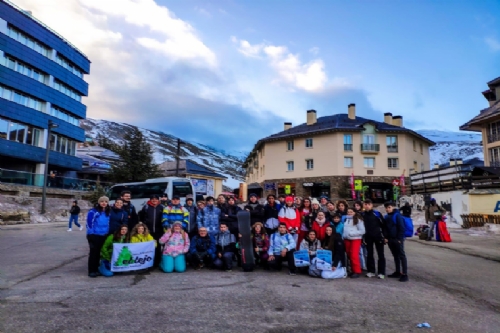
[243,104,434,202]
[460,76,500,167]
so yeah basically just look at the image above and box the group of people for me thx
[83,190,413,282]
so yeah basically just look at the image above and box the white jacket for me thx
[342,216,365,240]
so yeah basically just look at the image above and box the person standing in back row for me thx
[121,190,138,230]
[140,195,164,268]
[68,200,82,231]
[244,193,265,226]
[383,202,408,282]
[362,199,386,279]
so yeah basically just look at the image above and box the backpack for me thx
[393,213,414,238]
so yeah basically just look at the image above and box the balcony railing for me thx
[490,160,500,167]
[487,134,500,144]
[0,168,112,191]
[344,144,353,151]
[387,145,398,153]
[360,144,380,152]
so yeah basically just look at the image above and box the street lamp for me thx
[41,120,59,214]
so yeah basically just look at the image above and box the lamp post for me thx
[41,120,59,214]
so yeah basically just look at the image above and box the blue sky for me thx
[15,0,500,152]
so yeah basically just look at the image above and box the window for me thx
[7,25,51,58]
[413,140,416,151]
[488,121,500,143]
[50,134,57,151]
[305,138,313,148]
[388,158,399,169]
[344,134,353,151]
[420,143,423,154]
[55,53,84,78]
[9,122,26,143]
[363,134,375,144]
[173,181,194,197]
[0,84,46,114]
[0,118,8,139]
[413,161,418,170]
[50,105,80,126]
[490,148,500,166]
[364,157,375,168]
[287,161,294,171]
[386,135,398,152]
[306,159,314,170]
[53,79,82,102]
[344,157,353,168]
[287,140,294,151]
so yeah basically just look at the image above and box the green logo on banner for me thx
[114,246,133,267]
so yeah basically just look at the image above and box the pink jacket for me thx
[159,231,190,256]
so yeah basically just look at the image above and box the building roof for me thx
[460,99,500,131]
[159,160,227,179]
[487,76,500,87]
[244,113,435,165]
[471,166,500,176]
[76,146,121,161]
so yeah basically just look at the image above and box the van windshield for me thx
[173,181,193,198]
[109,182,169,200]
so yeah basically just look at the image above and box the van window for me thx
[172,181,193,198]
[109,183,169,200]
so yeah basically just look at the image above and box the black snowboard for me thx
[237,210,255,272]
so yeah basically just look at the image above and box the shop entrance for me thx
[303,182,330,199]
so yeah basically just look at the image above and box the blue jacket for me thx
[108,207,128,235]
[189,234,216,259]
[332,220,345,237]
[268,232,296,255]
[197,205,221,235]
[86,208,110,236]
[383,210,406,241]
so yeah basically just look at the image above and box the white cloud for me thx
[309,46,320,55]
[233,37,328,92]
[485,37,500,52]
[195,6,212,18]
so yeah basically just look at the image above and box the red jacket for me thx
[311,220,330,242]
[278,206,301,231]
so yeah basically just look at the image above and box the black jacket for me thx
[383,210,405,241]
[263,203,280,221]
[220,204,241,234]
[70,205,80,215]
[244,203,265,225]
[140,203,164,239]
[123,202,139,230]
[400,205,412,218]
[362,210,385,241]
[327,232,346,268]
[184,204,197,233]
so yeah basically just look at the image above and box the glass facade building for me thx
[0,0,90,176]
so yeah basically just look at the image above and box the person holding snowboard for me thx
[383,202,408,282]
[220,196,241,237]
[267,222,297,275]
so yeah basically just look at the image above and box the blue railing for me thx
[0,167,111,191]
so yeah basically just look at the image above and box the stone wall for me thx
[0,182,90,200]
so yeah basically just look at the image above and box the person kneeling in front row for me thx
[214,222,236,272]
[187,227,216,269]
[99,225,129,277]
[268,222,297,275]
[159,221,190,273]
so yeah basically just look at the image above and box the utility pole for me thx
[41,120,59,214]
[175,138,183,176]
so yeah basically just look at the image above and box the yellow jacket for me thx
[130,233,157,247]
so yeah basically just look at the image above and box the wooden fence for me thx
[411,176,500,194]
[460,214,500,229]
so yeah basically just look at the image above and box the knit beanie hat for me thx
[98,196,109,204]
[311,198,320,205]
[172,221,183,228]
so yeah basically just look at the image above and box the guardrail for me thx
[460,214,500,229]
[410,175,500,194]
[0,168,111,191]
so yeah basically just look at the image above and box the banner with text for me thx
[111,241,155,272]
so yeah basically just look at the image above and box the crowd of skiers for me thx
[82,190,432,282]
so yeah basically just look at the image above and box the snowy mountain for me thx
[80,118,246,190]
[416,130,484,166]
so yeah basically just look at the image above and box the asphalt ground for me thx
[1,223,499,333]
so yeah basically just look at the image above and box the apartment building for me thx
[243,104,434,201]
[460,76,500,167]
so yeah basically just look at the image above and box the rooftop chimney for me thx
[433,163,440,170]
[307,110,317,125]
[392,115,403,127]
[284,122,292,131]
[348,103,356,120]
[456,158,463,165]
[384,113,393,125]
[449,159,456,166]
